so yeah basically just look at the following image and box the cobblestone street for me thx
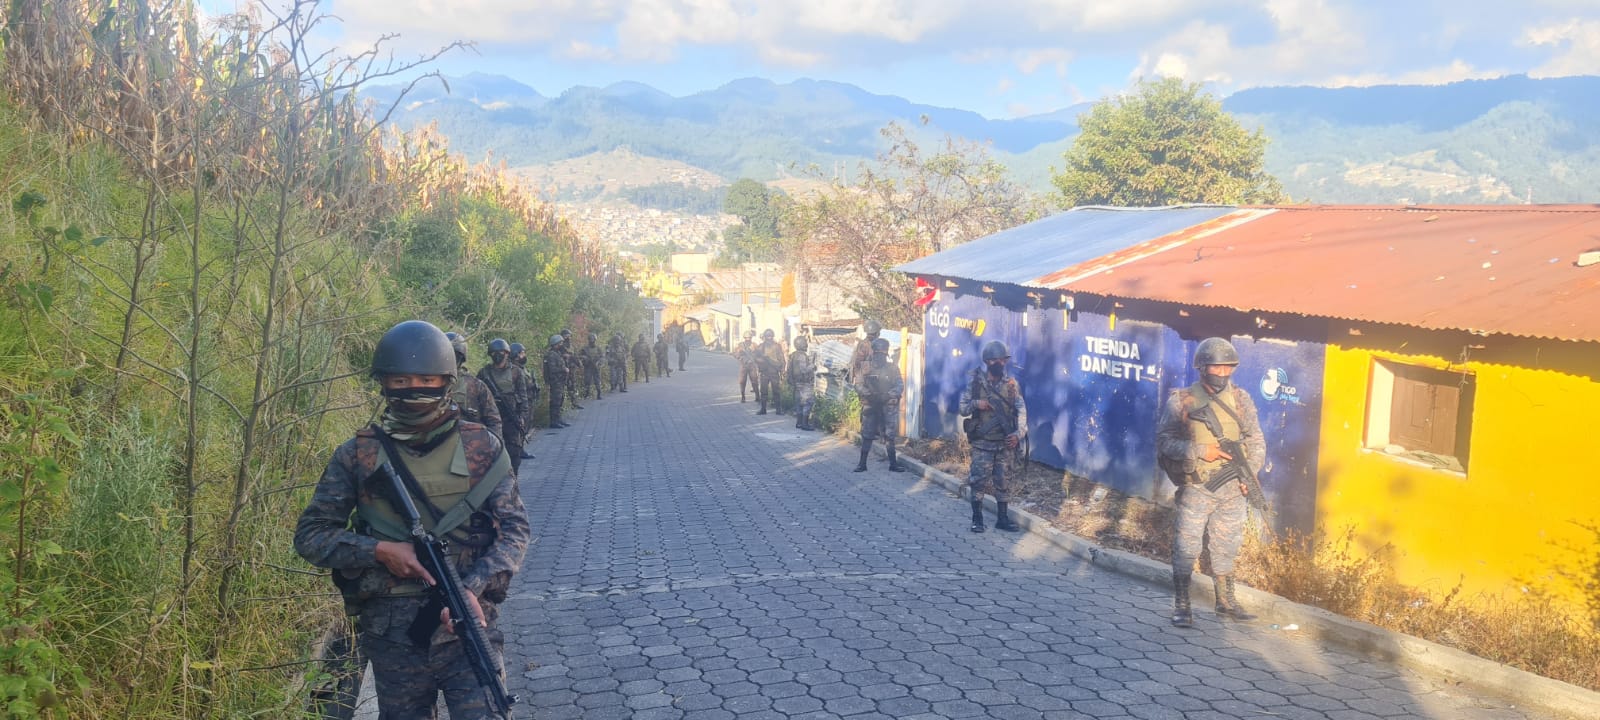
[498,350,1550,720]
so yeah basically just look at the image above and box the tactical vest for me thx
[340,428,510,604]
[1184,383,1242,483]
[450,373,484,425]
[970,373,1018,442]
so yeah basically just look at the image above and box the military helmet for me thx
[588,332,598,344]
[793,336,809,351]
[560,328,572,338]
[871,337,890,354]
[863,319,882,336]
[509,342,526,355]
[762,329,775,340]
[744,329,756,339]
[1193,337,1240,367]
[372,320,456,379]
[444,331,468,364]
[487,338,510,354]
[980,340,1010,362]
[548,333,564,348]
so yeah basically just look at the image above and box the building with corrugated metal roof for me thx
[897,204,1600,609]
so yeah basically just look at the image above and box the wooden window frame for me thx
[1364,359,1474,473]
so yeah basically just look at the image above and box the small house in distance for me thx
[898,204,1600,609]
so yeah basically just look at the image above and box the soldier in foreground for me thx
[848,319,882,389]
[444,332,503,446]
[631,333,653,383]
[754,329,786,415]
[734,329,759,403]
[787,335,817,431]
[959,341,1025,533]
[580,333,605,401]
[476,338,526,475]
[294,320,530,719]
[1158,337,1266,628]
[853,337,904,472]
[543,334,570,429]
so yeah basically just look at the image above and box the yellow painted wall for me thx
[1318,344,1600,606]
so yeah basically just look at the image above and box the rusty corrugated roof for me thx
[1050,205,1600,343]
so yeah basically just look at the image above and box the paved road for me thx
[493,350,1547,720]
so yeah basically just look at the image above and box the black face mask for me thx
[986,360,1006,377]
[1202,370,1231,393]
[490,351,508,366]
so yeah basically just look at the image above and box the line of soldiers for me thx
[733,327,820,428]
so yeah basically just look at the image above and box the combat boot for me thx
[1214,575,1258,621]
[1172,574,1194,628]
[887,446,905,472]
[852,445,869,472]
[994,502,1020,532]
[969,500,985,533]
[757,399,768,415]
[740,389,746,403]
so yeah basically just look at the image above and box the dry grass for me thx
[895,438,1600,692]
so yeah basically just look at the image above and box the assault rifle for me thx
[1201,438,1270,513]
[374,463,520,718]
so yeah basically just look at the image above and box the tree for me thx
[786,123,1039,328]
[718,178,785,265]
[1054,78,1284,206]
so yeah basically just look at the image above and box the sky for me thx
[208,0,1600,119]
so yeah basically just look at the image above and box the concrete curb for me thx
[838,434,1599,720]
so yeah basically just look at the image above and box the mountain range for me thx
[366,72,1600,206]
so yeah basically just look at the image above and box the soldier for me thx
[848,319,882,390]
[1158,337,1266,628]
[852,338,905,472]
[788,335,817,431]
[509,342,538,459]
[443,332,503,446]
[294,320,530,719]
[631,333,652,383]
[754,328,786,416]
[653,332,672,378]
[543,334,570,429]
[580,333,605,400]
[675,329,690,371]
[561,329,584,411]
[959,340,1026,534]
[476,338,527,475]
[735,329,759,403]
[607,332,629,393]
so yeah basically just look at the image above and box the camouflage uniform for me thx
[543,345,569,428]
[607,335,629,392]
[959,369,1026,503]
[653,335,672,377]
[847,339,875,390]
[755,337,786,415]
[1158,381,1266,580]
[675,333,689,371]
[511,354,538,438]
[734,338,759,403]
[476,363,526,474]
[294,421,530,720]
[787,345,817,430]
[448,369,503,447]
[631,336,652,383]
[580,341,605,400]
[853,351,904,471]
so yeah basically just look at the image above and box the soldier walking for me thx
[444,332,504,447]
[852,338,905,472]
[959,341,1026,533]
[477,338,527,475]
[295,320,530,720]
[543,334,571,429]
[735,329,759,403]
[1158,337,1266,628]
[631,333,653,383]
[788,335,817,431]
[754,329,786,415]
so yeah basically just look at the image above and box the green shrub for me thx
[812,390,861,435]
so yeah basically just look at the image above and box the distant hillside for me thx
[369,73,1600,205]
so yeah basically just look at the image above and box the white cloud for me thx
[1324,59,1505,87]
[1520,18,1600,77]
[1133,0,1368,87]
[995,77,1016,94]
[1016,49,1073,77]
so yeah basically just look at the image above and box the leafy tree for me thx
[1054,78,1284,206]
[718,178,786,265]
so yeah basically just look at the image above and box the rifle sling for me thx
[370,425,507,541]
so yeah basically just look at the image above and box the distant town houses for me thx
[564,202,736,250]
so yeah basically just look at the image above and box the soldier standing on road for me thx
[787,335,817,431]
[509,342,538,459]
[444,332,503,447]
[653,332,673,378]
[852,337,905,472]
[607,332,629,393]
[476,338,526,475]
[579,333,605,401]
[1158,337,1266,628]
[959,341,1026,534]
[675,330,690,371]
[848,319,882,390]
[560,329,584,411]
[543,334,571,429]
[735,329,759,403]
[754,329,786,416]
[631,333,653,383]
[295,320,530,720]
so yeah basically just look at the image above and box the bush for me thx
[812,390,861,435]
